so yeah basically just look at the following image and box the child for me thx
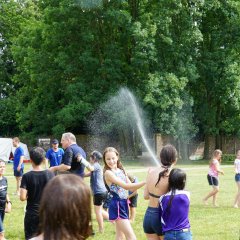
[233,150,240,208]
[103,147,145,240]
[143,144,177,240]
[159,168,192,240]
[127,174,138,223]
[0,160,11,240]
[30,175,92,240]
[85,150,109,233]
[20,147,55,240]
[203,149,224,207]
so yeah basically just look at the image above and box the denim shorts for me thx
[164,229,192,240]
[143,207,163,236]
[0,210,5,233]
[235,173,240,182]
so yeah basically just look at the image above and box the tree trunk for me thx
[204,135,210,160]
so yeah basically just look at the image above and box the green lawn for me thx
[3,162,240,240]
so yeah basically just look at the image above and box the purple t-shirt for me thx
[159,190,190,232]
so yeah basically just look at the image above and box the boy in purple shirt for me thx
[159,168,192,240]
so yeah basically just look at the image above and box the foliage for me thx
[221,154,235,163]
[1,0,240,152]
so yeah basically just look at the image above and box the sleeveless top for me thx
[109,169,128,199]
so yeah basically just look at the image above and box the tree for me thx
[192,0,240,158]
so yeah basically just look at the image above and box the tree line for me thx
[1,0,240,158]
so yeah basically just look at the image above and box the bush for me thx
[221,154,235,163]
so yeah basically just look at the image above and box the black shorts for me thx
[103,192,112,209]
[207,174,218,186]
[24,212,39,240]
[14,169,23,177]
[129,194,138,208]
[93,192,108,206]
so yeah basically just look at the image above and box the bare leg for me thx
[203,186,219,205]
[0,232,5,240]
[16,176,22,195]
[115,219,136,240]
[233,182,240,208]
[129,207,136,222]
[94,205,106,233]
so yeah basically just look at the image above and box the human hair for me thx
[166,168,186,212]
[13,137,20,143]
[90,150,102,162]
[210,149,222,165]
[155,144,177,186]
[30,147,45,166]
[103,147,126,174]
[38,174,92,240]
[0,160,5,165]
[62,132,76,143]
[127,174,135,183]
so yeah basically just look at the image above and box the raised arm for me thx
[105,170,145,191]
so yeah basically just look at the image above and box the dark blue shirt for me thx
[46,148,64,167]
[13,147,24,170]
[62,144,86,177]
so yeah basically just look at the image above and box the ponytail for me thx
[155,166,170,187]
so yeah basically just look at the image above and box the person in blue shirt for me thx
[12,137,24,196]
[49,132,93,177]
[45,139,64,168]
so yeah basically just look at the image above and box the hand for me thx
[221,171,224,175]
[17,166,21,172]
[77,154,82,163]
[48,167,55,172]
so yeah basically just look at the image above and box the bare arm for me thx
[49,164,71,172]
[20,188,27,201]
[128,190,137,199]
[84,172,91,177]
[143,184,150,200]
[216,163,224,175]
[105,170,145,191]
[17,156,24,171]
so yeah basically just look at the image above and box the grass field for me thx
[3,161,240,240]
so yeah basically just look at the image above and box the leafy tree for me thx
[192,0,240,158]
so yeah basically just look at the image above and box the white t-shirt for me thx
[234,159,240,173]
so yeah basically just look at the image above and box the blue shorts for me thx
[235,173,240,182]
[14,169,23,177]
[143,207,163,236]
[108,198,129,221]
[207,174,218,186]
[164,229,192,240]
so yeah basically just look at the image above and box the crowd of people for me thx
[0,133,239,240]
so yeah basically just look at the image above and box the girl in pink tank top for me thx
[203,149,224,207]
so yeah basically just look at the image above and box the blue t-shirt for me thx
[62,144,86,177]
[13,147,24,170]
[46,148,64,167]
[90,162,107,195]
[159,190,190,233]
